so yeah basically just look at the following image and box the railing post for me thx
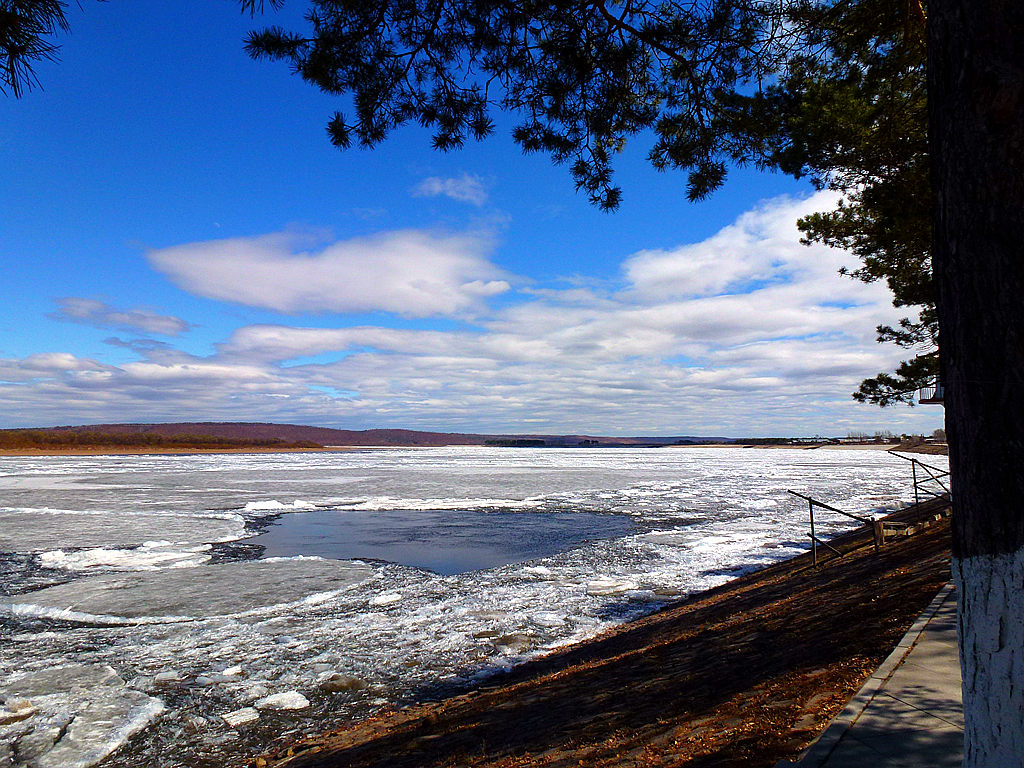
[890,449,950,502]
[809,500,817,567]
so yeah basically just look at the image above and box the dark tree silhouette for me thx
[0,0,76,97]
[929,0,1024,762]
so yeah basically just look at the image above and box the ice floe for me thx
[1,558,372,622]
[37,542,213,571]
[0,664,164,768]
[242,499,316,512]
[0,509,244,553]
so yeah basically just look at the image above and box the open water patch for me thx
[248,508,635,575]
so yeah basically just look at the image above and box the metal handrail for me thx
[787,490,876,567]
[887,450,951,504]
[786,490,872,523]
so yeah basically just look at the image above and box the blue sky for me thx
[0,2,942,436]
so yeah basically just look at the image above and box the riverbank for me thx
[254,500,952,768]
[0,443,946,457]
[694,443,947,455]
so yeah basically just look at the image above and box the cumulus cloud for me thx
[623,192,844,300]
[412,173,488,206]
[148,230,510,317]
[50,298,191,336]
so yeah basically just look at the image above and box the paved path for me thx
[788,582,963,768]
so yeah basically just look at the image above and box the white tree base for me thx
[954,545,1024,767]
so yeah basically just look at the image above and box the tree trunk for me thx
[928,2,1024,765]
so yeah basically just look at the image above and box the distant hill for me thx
[0,426,320,451]
[25,422,486,447]
[6,422,737,448]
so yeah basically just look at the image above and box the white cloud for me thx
[412,174,488,206]
[624,192,844,299]
[219,325,456,362]
[50,298,191,336]
[147,230,510,317]
[3,193,942,436]
[0,353,113,383]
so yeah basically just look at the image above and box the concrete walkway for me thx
[788,582,963,768]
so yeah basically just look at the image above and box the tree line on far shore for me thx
[0,429,322,450]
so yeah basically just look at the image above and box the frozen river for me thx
[0,446,941,767]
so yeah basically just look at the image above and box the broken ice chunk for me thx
[153,671,181,685]
[255,691,310,710]
[586,577,638,596]
[221,707,260,728]
[522,565,554,578]
[0,703,37,725]
[32,689,165,768]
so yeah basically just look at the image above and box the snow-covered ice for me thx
[0,446,944,768]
